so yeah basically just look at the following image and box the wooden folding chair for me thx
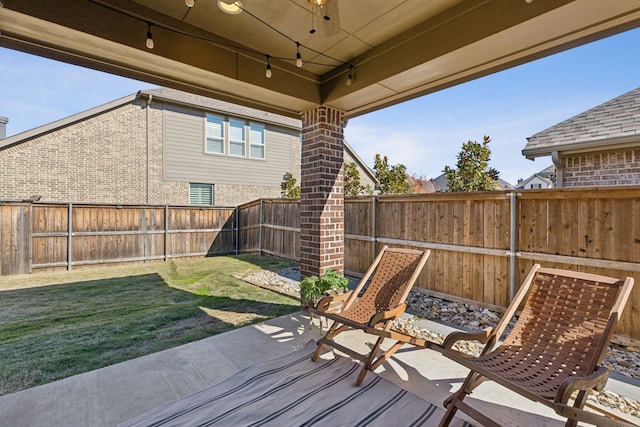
[430,264,634,427]
[308,245,431,386]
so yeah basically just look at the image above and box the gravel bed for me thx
[239,268,640,419]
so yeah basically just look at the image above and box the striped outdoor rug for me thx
[119,340,469,427]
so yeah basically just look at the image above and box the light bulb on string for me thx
[347,65,353,86]
[296,42,303,68]
[145,22,154,49]
[185,0,195,7]
[265,55,272,78]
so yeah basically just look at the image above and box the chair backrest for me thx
[342,247,430,324]
[500,267,633,379]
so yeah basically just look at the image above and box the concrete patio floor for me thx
[0,311,637,427]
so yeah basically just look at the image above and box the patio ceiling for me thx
[1,0,640,119]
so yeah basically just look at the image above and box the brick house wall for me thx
[214,184,281,206]
[0,93,374,206]
[0,100,284,205]
[562,147,640,187]
[0,99,190,204]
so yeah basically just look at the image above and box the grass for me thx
[0,255,299,396]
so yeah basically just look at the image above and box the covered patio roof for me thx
[2,0,640,119]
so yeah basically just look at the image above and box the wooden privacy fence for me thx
[237,199,299,259]
[0,202,236,274]
[2,188,639,341]
[238,187,640,343]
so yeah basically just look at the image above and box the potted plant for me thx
[299,268,349,309]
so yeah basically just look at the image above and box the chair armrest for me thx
[555,366,610,404]
[314,290,353,313]
[441,327,495,351]
[367,303,407,327]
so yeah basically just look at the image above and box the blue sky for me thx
[1,26,640,184]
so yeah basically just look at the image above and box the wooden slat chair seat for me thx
[431,264,634,427]
[308,246,431,386]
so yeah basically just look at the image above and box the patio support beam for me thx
[299,106,345,278]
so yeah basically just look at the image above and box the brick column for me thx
[300,106,345,279]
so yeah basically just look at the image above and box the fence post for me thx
[235,206,239,255]
[259,199,263,256]
[509,192,518,301]
[372,196,377,261]
[67,203,73,270]
[164,205,169,261]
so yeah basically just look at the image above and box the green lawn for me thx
[0,255,299,396]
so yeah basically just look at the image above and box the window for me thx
[530,183,542,189]
[206,114,224,154]
[204,115,266,159]
[189,183,214,206]
[228,118,246,157]
[249,123,265,159]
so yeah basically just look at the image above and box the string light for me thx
[296,42,303,68]
[145,22,154,49]
[89,1,355,85]
[265,55,272,78]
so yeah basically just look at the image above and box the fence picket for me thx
[1,187,639,341]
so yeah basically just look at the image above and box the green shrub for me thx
[299,269,349,304]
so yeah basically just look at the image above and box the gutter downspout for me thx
[552,151,563,188]
[145,94,153,204]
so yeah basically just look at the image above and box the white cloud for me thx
[345,124,440,177]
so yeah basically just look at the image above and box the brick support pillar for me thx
[299,106,345,279]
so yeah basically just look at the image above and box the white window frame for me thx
[249,122,266,159]
[205,114,225,155]
[204,115,266,160]
[189,183,214,206]
[228,118,246,157]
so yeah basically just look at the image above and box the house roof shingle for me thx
[522,87,640,159]
[431,173,514,191]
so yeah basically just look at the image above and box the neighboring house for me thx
[338,139,378,196]
[522,87,640,187]
[431,173,514,191]
[408,175,437,193]
[431,174,449,192]
[0,88,375,206]
[515,165,556,189]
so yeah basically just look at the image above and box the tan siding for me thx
[163,105,206,182]
[163,105,294,187]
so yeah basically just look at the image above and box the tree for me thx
[343,161,365,197]
[373,154,413,195]
[443,135,498,192]
[280,172,300,198]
